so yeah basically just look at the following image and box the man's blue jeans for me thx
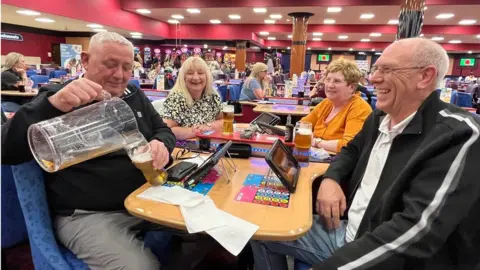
[250,215,347,270]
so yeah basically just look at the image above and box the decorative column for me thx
[235,41,247,72]
[396,0,426,39]
[288,12,314,78]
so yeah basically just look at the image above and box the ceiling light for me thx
[360,13,375,19]
[270,14,282,19]
[87,24,103,28]
[187,8,200,13]
[388,19,399,24]
[338,35,348,39]
[229,14,241,19]
[420,33,424,37]
[307,47,311,50]
[424,6,428,10]
[312,38,321,41]
[435,13,454,19]
[288,35,292,38]
[16,10,41,16]
[35,18,55,23]
[184,44,187,47]
[371,48,375,51]
[204,44,208,48]
[93,28,107,32]
[324,19,336,24]
[253,8,267,13]
[358,52,366,55]
[375,52,382,55]
[264,19,275,24]
[349,48,354,51]
[268,46,271,49]
[171,14,184,19]
[287,47,290,49]
[168,19,180,24]
[267,37,276,40]
[131,35,142,39]
[459,19,477,25]
[431,36,444,41]
[210,19,221,24]
[313,32,323,36]
[259,31,269,36]
[449,40,462,43]
[328,47,332,50]
[130,32,142,35]
[361,38,370,42]
[136,9,151,14]
[327,7,342,13]
[223,46,228,50]
[477,35,480,39]
[370,33,381,37]
[468,51,472,54]
[286,19,290,22]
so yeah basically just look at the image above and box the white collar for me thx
[379,111,417,135]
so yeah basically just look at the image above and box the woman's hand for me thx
[191,124,212,134]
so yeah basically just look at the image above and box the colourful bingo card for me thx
[235,174,290,208]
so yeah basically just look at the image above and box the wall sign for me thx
[1,32,23,41]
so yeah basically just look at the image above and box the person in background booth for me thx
[1,52,27,90]
[301,58,372,153]
[1,32,176,270]
[161,57,223,140]
[148,63,161,80]
[240,62,268,101]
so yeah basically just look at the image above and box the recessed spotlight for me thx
[420,33,424,37]
[223,46,228,50]
[459,19,477,25]
[371,48,375,51]
[131,35,142,39]
[93,28,107,32]
[468,51,472,54]
[267,46,271,49]
[370,33,382,37]
[431,36,444,41]
[87,24,103,28]
[449,40,462,44]
[388,19,399,24]
[168,19,180,24]
[16,10,41,16]
[328,47,332,50]
[313,32,323,36]
[270,14,282,19]
[229,14,241,19]
[136,9,151,14]
[210,19,221,24]
[361,38,370,42]
[338,35,348,39]
[287,47,290,49]
[436,13,454,19]
[130,32,142,35]
[253,8,267,13]
[259,31,270,36]
[307,47,311,50]
[35,18,55,23]
[349,48,354,51]
[360,13,375,19]
[204,44,208,48]
[286,19,291,22]
[187,8,200,13]
[171,14,184,19]
[327,7,342,13]
[288,35,292,38]
[264,19,275,24]
[324,19,336,24]
[184,44,187,47]
[312,38,321,41]
[358,52,366,55]
[267,37,276,40]
[375,52,382,55]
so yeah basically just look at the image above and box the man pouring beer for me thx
[2,32,176,269]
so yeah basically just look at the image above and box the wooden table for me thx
[253,104,314,116]
[125,150,328,241]
[0,90,38,97]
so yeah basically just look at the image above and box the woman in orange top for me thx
[301,58,372,153]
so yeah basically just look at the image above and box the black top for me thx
[1,69,22,90]
[1,81,176,214]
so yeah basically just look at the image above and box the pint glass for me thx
[293,121,312,163]
[222,104,234,135]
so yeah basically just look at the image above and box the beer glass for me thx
[124,132,168,186]
[222,104,235,135]
[293,121,312,163]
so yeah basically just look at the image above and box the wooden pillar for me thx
[235,41,247,72]
[288,12,314,78]
[396,0,425,39]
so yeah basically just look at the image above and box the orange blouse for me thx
[301,94,372,152]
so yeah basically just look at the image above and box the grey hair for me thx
[89,32,134,54]
[408,38,449,88]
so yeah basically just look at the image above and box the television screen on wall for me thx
[459,58,476,67]
[317,54,330,62]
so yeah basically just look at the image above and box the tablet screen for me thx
[271,143,298,186]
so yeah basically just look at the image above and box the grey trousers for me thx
[54,210,161,270]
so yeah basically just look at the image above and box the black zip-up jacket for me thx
[315,91,480,270]
[1,82,176,215]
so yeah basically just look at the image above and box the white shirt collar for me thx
[379,111,417,135]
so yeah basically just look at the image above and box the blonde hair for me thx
[326,58,363,86]
[2,52,24,72]
[245,62,268,89]
[170,57,218,106]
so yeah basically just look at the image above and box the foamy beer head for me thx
[294,127,312,149]
[223,105,234,120]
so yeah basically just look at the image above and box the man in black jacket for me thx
[251,38,480,270]
[2,32,176,269]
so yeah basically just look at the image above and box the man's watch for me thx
[314,138,323,147]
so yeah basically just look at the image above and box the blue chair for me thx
[1,101,21,113]
[26,70,37,77]
[455,92,473,108]
[11,161,89,270]
[217,85,228,102]
[228,85,241,101]
[49,70,67,79]
[370,96,377,110]
[230,79,243,84]
[129,79,141,89]
[30,75,50,88]
[1,165,28,248]
[450,90,458,105]
[294,259,312,270]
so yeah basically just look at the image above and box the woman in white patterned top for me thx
[161,57,223,140]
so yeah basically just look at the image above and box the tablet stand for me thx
[215,150,237,184]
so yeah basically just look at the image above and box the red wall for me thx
[451,57,480,77]
[246,52,265,64]
[1,30,65,63]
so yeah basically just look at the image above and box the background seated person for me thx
[162,57,223,140]
[240,62,268,100]
[301,58,372,153]
[148,63,161,80]
[1,52,27,90]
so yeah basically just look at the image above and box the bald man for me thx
[251,38,480,270]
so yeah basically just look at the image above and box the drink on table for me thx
[293,121,312,163]
[131,151,168,186]
[222,104,235,135]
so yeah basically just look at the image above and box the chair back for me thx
[450,90,458,105]
[228,85,241,101]
[128,79,141,89]
[11,161,88,269]
[26,70,37,77]
[51,70,67,79]
[455,92,473,108]
[30,75,50,88]
[217,85,228,102]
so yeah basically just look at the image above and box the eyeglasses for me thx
[370,65,425,75]
[324,78,347,85]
